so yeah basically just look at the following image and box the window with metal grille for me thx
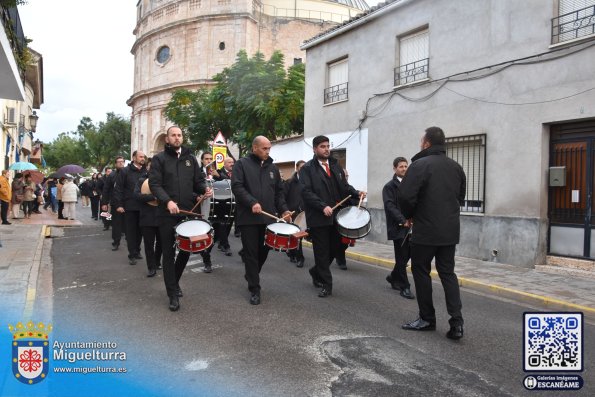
[552,0,595,44]
[395,29,429,86]
[446,134,486,213]
[324,58,348,104]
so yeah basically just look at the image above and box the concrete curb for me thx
[22,225,45,319]
[303,242,595,315]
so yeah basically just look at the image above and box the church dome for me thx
[329,0,370,11]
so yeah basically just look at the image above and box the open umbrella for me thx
[47,172,64,179]
[9,161,37,171]
[22,170,45,184]
[57,164,86,175]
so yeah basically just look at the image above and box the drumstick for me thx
[178,209,202,218]
[189,199,202,213]
[331,196,353,211]
[260,210,285,223]
[280,211,294,221]
[357,194,365,209]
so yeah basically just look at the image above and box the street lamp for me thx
[29,111,39,132]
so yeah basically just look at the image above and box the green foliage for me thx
[43,113,131,171]
[165,50,305,156]
[0,1,29,7]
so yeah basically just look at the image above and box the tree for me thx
[165,50,305,156]
[82,113,131,171]
[42,133,85,170]
[42,113,131,171]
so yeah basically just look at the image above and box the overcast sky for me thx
[18,0,383,143]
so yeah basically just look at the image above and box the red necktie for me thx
[323,162,330,177]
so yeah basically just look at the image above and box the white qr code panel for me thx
[523,312,583,372]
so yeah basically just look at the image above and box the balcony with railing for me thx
[324,82,348,104]
[552,5,595,45]
[394,58,429,87]
[0,4,26,100]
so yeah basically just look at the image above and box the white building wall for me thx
[271,129,369,193]
[302,0,595,267]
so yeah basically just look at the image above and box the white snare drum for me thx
[335,206,372,239]
[265,222,301,251]
[175,219,213,253]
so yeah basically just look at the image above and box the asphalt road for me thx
[44,221,594,397]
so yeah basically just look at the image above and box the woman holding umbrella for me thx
[11,173,24,219]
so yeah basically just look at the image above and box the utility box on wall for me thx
[549,166,566,187]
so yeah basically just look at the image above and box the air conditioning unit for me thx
[5,107,16,125]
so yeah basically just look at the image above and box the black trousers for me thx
[58,200,64,218]
[288,239,304,260]
[239,224,270,294]
[1,200,9,223]
[200,239,214,263]
[390,239,411,289]
[159,216,190,297]
[309,225,340,288]
[336,242,348,265]
[215,222,231,249]
[23,201,34,216]
[32,198,40,212]
[410,244,463,327]
[124,210,142,259]
[90,195,100,218]
[141,226,162,271]
[111,209,125,245]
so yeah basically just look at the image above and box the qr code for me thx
[523,312,583,371]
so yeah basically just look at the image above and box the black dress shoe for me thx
[250,293,261,305]
[134,254,143,260]
[147,269,157,277]
[203,263,212,273]
[446,325,464,340]
[402,318,436,331]
[400,288,415,300]
[2,221,11,225]
[169,296,180,311]
[318,287,332,298]
[386,275,399,290]
[289,257,297,263]
[111,244,119,251]
[176,287,183,297]
[336,261,347,270]
[156,263,162,270]
[309,267,323,287]
[223,248,232,257]
[296,258,304,268]
[129,258,137,266]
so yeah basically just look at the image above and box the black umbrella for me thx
[57,164,86,175]
[48,172,64,179]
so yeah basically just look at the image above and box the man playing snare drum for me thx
[231,136,291,305]
[149,125,212,312]
[300,135,365,298]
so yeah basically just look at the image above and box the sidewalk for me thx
[312,239,595,315]
[0,205,87,322]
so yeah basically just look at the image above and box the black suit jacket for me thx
[382,175,408,241]
[299,155,359,228]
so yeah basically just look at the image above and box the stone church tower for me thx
[128,0,369,155]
